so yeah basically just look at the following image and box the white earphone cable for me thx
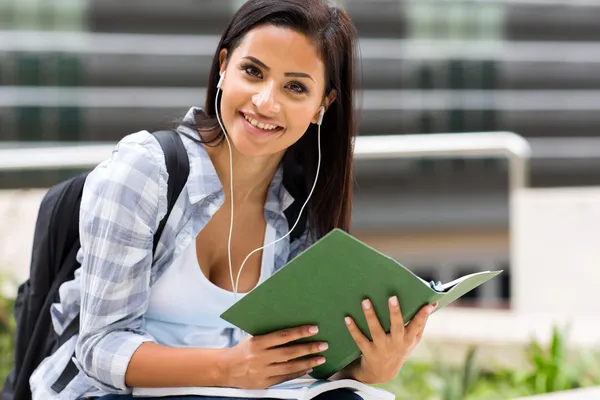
[232,117,322,303]
[214,79,323,306]
[214,87,236,303]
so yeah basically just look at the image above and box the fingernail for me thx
[318,343,329,351]
[309,326,319,334]
[389,296,398,307]
[318,357,326,365]
[345,316,352,325]
[362,299,371,310]
[307,369,313,373]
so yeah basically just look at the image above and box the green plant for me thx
[515,324,600,394]
[378,362,440,399]
[0,292,15,384]
[381,323,600,400]
[525,325,571,392]
[431,346,479,400]
[379,346,484,400]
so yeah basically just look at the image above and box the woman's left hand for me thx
[343,296,437,384]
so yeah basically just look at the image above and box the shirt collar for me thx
[176,106,296,213]
[266,165,296,215]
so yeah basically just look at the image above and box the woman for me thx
[30,0,435,399]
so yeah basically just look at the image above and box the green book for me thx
[220,229,502,380]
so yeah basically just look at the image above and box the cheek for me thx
[285,104,316,133]
[219,89,239,127]
[218,76,252,123]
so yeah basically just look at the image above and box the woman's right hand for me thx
[220,325,328,389]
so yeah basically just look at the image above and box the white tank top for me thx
[142,224,277,348]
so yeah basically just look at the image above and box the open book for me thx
[220,229,502,380]
[133,377,395,400]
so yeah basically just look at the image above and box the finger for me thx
[268,341,328,364]
[344,316,372,353]
[416,302,436,341]
[405,303,436,341]
[362,299,386,342]
[388,296,405,342]
[415,323,427,342]
[260,325,320,349]
[267,355,326,378]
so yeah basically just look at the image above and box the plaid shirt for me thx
[29,107,313,400]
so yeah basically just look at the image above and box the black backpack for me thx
[1,130,307,400]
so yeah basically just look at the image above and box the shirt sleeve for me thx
[74,131,168,393]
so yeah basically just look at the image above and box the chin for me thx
[227,130,276,158]
[225,118,286,158]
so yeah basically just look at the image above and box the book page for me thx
[132,378,396,400]
[439,271,496,292]
[133,377,318,399]
[271,377,321,390]
[305,380,396,400]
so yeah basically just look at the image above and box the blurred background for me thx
[1,0,600,398]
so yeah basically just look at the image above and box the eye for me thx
[287,82,308,94]
[243,64,262,79]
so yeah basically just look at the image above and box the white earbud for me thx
[217,71,226,89]
[317,106,325,126]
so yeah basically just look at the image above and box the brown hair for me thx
[190,0,359,241]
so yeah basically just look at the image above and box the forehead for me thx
[234,24,325,79]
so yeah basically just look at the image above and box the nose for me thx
[252,80,281,114]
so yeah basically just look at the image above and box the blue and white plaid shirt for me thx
[29,107,313,400]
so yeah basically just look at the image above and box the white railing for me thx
[0,132,531,192]
[3,30,600,63]
[353,132,530,191]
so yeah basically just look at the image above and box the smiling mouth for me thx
[240,112,283,132]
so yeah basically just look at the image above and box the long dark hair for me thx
[192,0,358,241]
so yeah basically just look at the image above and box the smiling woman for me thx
[191,1,358,241]
[25,1,434,400]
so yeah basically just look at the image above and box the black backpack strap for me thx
[282,166,308,242]
[49,314,80,393]
[151,130,190,254]
[50,131,190,394]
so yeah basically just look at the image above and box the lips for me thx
[239,112,283,133]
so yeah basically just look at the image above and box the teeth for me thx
[243,114,279,131]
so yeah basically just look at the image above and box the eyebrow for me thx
[243,56,315,82]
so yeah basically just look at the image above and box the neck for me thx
[205,140,283,206]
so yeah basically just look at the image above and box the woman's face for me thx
[217,24,333,158]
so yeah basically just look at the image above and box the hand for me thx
[343,297,437,384]
[220,325,328,389]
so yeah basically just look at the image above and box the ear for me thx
[325,89,338,112]
[218,48,229,76]
[311,89,338,124]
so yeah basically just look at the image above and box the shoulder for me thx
[110,130,168,172]
[89,130,168,184]
[81,130,170,223]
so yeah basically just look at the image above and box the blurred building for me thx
[2,0,600,308]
